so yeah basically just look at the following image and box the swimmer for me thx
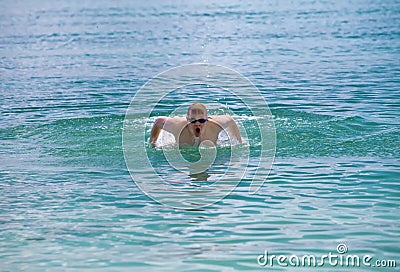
[149,103,242,147]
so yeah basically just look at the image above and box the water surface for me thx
[1,0,399,271]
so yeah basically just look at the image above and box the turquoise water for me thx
[1,0,399,271]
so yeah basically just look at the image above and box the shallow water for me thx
[1,0,399,271]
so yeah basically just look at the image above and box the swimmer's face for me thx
[187,107,207,137]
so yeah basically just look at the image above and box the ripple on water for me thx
[1,0,400,270]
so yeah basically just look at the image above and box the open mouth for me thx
[195,128,201,136]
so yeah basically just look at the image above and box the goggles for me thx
[189,118,207,124]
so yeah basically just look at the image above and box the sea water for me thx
[1,0,399,271]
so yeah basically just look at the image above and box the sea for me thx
[1,0,399,271]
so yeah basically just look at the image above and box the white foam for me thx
[155,127,244,147]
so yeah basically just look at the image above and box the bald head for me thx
[187,103,207,118]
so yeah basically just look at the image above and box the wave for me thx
[274,108,400,158]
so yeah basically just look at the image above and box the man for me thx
[149,103,242,147]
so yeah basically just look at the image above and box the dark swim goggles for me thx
[189,118,207,124]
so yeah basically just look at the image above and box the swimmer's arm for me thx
[149,117,165,145]
[149,117,186,145]
[229,117,242,143]
[210,115,242,143]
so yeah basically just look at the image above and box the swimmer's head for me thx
[187,103,208,137]
[187,103,207,118]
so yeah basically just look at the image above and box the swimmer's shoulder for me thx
[162,117,187,134]
[207,115,231,123]
[166,116,186,124]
